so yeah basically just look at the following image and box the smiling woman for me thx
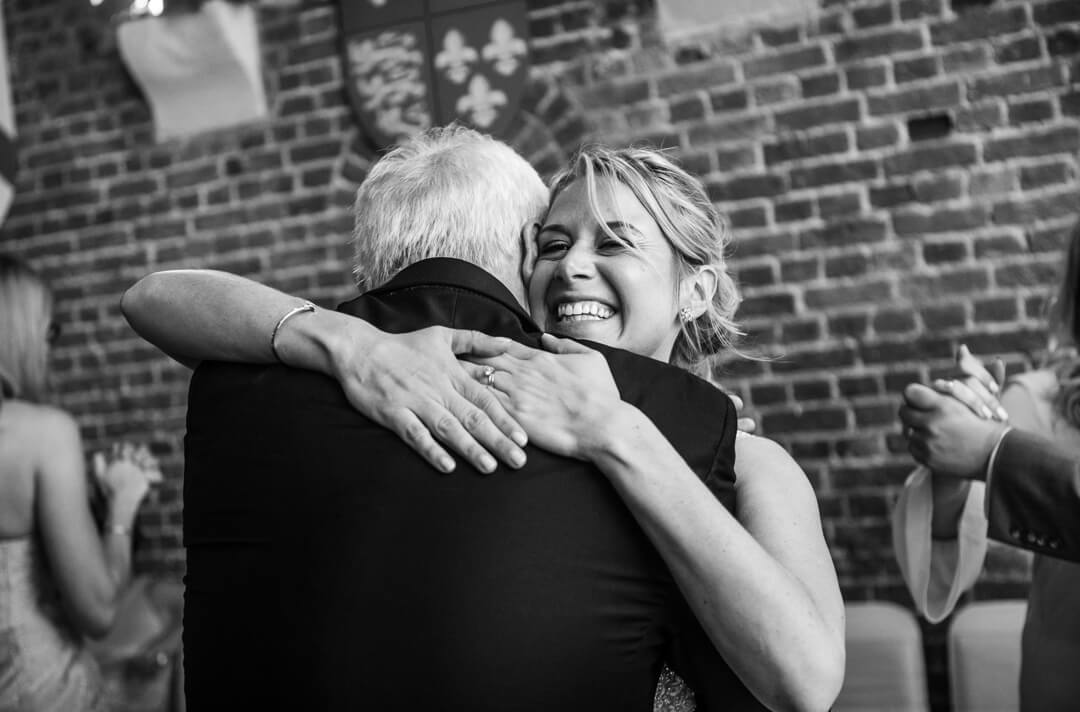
[527,146,742,374]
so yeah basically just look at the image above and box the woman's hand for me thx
[93,442,161,512]
[329,325,529,474]
[464,334,621,460]
[929,344,1008,422]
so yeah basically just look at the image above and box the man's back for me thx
[182,259,735,711]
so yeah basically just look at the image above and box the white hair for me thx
[352,125,549,290]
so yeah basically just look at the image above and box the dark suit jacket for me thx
[182,258,752,710]
[987,428,1080,562]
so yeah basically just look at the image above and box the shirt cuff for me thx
[983,425,1013,518]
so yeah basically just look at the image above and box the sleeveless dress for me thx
[0,537,106,711]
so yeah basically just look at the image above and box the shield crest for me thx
[340,0,530,150]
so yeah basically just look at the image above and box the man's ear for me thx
[680,266,718,319]
[520,221,539,287]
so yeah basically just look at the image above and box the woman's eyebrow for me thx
[604,221,644,238]
[538,223,572,237]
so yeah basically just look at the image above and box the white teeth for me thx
[555,301,614,321]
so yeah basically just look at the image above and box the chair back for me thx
[834,601,930,712]
[948,600,1026,712]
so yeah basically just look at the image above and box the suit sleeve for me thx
[987,428,1080,562]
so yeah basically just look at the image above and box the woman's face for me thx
[527,177,683,362]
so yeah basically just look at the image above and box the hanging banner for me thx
[340,0,529,150]
[0,0,17,224]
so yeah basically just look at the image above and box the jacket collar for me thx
[362,257,536,326]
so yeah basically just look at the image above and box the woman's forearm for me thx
[121,269,373,374]
[586,406,844,712]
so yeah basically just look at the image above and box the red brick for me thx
[775,199,815,223]
[834,29,925,63]
[743,45,828,80]
[883,142,977,176]
[790,159,878,189]
[930,5,1027,45]
[900,0,944,21]
[920,304,967,329]
[967,66,1066,101]
[993,191,1079,226]
[1034,0,1080,26]
[854,2,895,28]
[806,280,893,309]
[1008,98,1055,125]
[688,115,770,145]
[801,72,842,98]
[870,183,915,208]
[974,297,1019,323]
[738,292,797,318]
[846,64,889,90]
[825,252,870,278]
[668,95,706,122]
[857,124,901,150]
[867,81,961,116]
[942,44,992,73]
[770,346,858,373]
[893,205,989,235]
[922,240,968,264]
[983,126,1080,162]
[774,98,861,132]
[783,320,824,344]
[894,56,939,83]
[656,61,737,97]
[763,131,849,165]
[819,193,862,218]
[802,218,889,248]
[753,80,800,107]
[995,36,1044,64]
[709,88,749,112]
[707,173,786,202]
[1021,161,1072,190]
[781,256,821,282]
[974,233,1026,258]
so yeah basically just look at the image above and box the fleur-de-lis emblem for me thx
[456,74,506,128]
[434,29,478,85]
[482,19,526,76]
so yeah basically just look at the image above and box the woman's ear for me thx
[520,222,540,287]
[681,266,718,319]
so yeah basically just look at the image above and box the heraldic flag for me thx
[0,0,16,224]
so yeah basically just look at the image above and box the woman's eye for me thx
[538,240,569,257]
[599,236,630,251]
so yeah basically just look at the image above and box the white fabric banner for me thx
[0,0,16,224]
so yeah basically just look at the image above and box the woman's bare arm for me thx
[121,269,526,473]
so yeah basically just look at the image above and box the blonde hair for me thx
[352,125,549,290]
[548,145,744,375]
[0,255,53,403]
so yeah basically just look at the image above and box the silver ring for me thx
[482,366,495,388]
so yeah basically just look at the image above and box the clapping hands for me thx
[92,441,162,505]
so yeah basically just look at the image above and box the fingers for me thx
[898,403,932,430]
[385,409,458,474]
[540,333,592,355]
[737,417,757,434]
[931,379,996,420]
[955,344,1001,396]
[990,357,1006,391]
[450,329,531,358]
[902,382,944,410]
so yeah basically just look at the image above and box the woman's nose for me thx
[556,243,596,281]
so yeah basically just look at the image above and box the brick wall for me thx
[3,0,1079,707]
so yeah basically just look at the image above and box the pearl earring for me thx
[678,307,693,323]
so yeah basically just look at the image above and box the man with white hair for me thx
[130,126,738,710]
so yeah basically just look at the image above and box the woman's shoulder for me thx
[2,400,80,442]
[734,434,805,479]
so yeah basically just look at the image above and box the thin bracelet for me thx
[270,301,316,364]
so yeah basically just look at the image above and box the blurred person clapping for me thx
[0,254,160,711]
